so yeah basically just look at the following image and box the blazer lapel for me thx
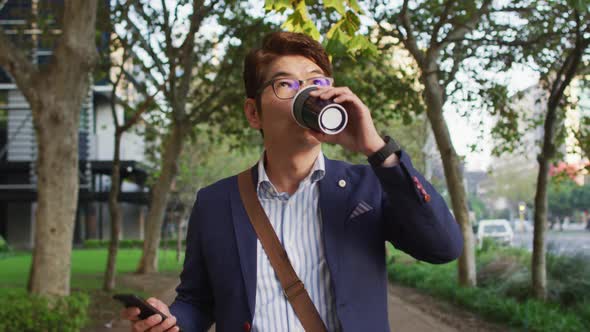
[230,166,258,318]
[318,157,351,286]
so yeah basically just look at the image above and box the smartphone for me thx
[113,293,168,321]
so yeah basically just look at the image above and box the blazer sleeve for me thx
[169,191,215,332]
[372,150,464,264]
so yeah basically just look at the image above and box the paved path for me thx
[86,278,506,332]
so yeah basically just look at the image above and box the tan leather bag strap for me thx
[238,170,328,332]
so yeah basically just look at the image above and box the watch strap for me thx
[367,136,400,167]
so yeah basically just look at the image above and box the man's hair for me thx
[243,31,333,99]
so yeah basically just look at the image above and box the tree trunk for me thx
[104,132,122,291]
[532,101,560,300]
[136,124,187,273]
[531,79,561,301]
[531,36,586,300]
[28,89,87,296]
[422,71,477,287]
[25,1,98,297]
[177,210,188,263]
[532,156,549,300]
[139,206,145,240]
[177,220,183,263]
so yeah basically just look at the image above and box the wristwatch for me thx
[367,135,401,167]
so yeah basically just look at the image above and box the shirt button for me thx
[338,179,346,188]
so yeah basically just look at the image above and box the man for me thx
[122,31,463,332]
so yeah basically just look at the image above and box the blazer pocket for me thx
[348,201,374,221]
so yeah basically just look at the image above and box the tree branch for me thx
[439,0,492,47]
[118,83,164,134]
[125,13,168,79]
[446,32,556,47]
[110,49,127,129]
[173,0,207,119]
[430,0,455,49]
[121,47,166,95]
[160,0,173,57]
[0,27,39,101]
[397,0,425,66]
[547,13,588,113]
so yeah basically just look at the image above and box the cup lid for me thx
[320,107,344,130]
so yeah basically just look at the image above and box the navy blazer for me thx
[169,151,463,332]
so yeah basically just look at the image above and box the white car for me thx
[476,219,514,248]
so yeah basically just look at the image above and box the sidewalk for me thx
[387,284,506,332]
[87,276,505,332]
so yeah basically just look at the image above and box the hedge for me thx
[387,248,589,332]
[0,292,89,332]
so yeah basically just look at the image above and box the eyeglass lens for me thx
[273,77,332,99]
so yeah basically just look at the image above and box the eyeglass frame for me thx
[255,76,334,100]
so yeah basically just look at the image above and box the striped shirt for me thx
[251,151,342,332]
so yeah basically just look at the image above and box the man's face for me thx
[245,55,328,151]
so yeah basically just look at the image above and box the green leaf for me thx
[341,10,361,36]
[568,0,590,13]
[326,18,344,39]
[347,0,363,14]
[348,34,365,54]
[281,0,320,40]
[264,0,292,13]
[324,27,350,57]
[324,0,346,15]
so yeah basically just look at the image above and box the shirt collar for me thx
[256,150,326,198]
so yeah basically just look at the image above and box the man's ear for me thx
[244,98,262,130]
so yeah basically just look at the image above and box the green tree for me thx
[96,0,166,290]
[126,0,238,273]
[130,1,280,273]
[373,0,523,287]
[483,0,589,299]
[0,1,98,297]
[549,178,590,219]
[548,180,576,219]
[264,0,377,58]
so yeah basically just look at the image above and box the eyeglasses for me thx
[256,76,334,99]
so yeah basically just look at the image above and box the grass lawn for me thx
[0,249,184,295]
[0,248,185,330]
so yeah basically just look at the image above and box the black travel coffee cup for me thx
[291,85,348,135]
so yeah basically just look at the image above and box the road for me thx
[513,229,590,256]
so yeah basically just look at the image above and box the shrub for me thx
[0,292,89,332]
[0,235,10,253]
[546,252,590,306]
[575,301,590,323]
